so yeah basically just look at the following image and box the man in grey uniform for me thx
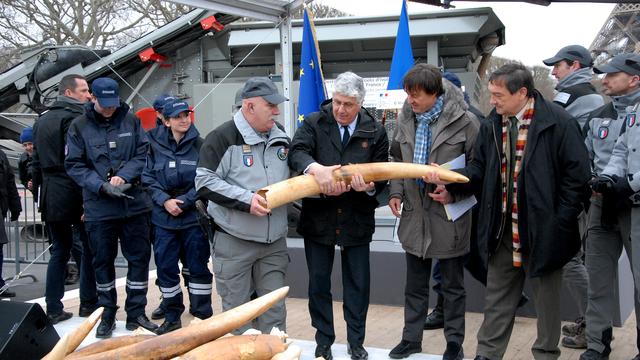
[580,53,640,360]
[195,77,290,334]
[543,45,604,349]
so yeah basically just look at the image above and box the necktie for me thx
[509,116,519,164]
[341,125,350,149]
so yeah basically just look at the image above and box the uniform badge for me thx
[628,113,636,127]
[597,126,609,139]
[361,141,369,149]
[277,147,288,161]
[243,155,254,167]
[242,144,251,154]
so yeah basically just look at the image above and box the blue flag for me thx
[387,0,414,90]
[297,8,327,127]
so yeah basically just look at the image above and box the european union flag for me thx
[297,7,327,127]
[387,0,414,90]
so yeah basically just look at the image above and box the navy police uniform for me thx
[142,103,212,324]
[65,100,153,323]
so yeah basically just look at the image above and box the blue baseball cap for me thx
[153,94,175,111]
[543,45,593,67]
[91,77,120,108]
[163,99,192,118]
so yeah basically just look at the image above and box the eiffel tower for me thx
[590,3,640,64]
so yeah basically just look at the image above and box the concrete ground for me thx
[5,261,638,360]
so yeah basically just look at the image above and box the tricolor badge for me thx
[277,147,288,161]
[628,113,636,127]
[243,155,254,167]
[598,126,608,139]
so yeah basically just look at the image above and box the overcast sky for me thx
[317,0,615,67]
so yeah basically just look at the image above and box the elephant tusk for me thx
[257,162,468,210]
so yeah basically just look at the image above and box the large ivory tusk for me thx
[257,162,468,210]
[63,307,104,355]
[76,286,289,360]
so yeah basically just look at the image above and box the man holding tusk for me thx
[195,77,290,334]
[387,64,480,360]
[288,71,389,360]
[444,63,591,360]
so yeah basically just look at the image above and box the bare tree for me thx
[0,0,191,72]
[474,56,558,115]
[291,3,349,18]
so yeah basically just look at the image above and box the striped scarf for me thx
[501,98,534,267]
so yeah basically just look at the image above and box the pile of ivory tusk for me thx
[43,287,292,360]
[257,162,469,210]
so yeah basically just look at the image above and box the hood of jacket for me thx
[612,87,640,114]
[556,67,594,91]
[147,122,200,156]
[397,78,469,140]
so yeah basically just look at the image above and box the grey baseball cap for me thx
[593,53,640,75]
[241,77,288,104]
[543,45,593,67]
[234,88,243,107]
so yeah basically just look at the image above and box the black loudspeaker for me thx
[0,301,60,360]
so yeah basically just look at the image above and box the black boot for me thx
[424,295,444,330]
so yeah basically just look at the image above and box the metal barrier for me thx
[2,184,129,285]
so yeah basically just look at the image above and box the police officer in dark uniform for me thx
[65,77,157,338]
[31,74,98,323]
[143,99,212,335]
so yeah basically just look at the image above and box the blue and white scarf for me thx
[413,95,444,166]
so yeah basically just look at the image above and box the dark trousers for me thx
[476,240,562,360]
[0,243,4,288]
[45,221,97,314]
[432,253,488,297]
[154,226,212,322]
[85,214,151,319]
[304,239,370,347]
[403,253,466,344]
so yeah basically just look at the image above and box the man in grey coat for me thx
[580,53,640,360]
[195,77,290,334]
[388,64,479,360]
[543,44,604,349]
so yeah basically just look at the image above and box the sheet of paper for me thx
[440,154,477,221]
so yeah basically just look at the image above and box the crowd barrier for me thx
[2,185,128,285]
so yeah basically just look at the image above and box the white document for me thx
[439,154,477,221]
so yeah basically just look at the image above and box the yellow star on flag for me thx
[298,114,305,122]
[309,59,314,69]
[299,68,304,77]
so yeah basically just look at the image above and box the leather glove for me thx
[612,176,634,199]
[101,183,134,200]
[590,174,616,195]
[9,211,20,222]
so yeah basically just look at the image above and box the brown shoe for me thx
[562,332,587,349]
[562,317,585,337]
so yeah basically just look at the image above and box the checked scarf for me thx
[501,98,534,267]
[413,95,444,187]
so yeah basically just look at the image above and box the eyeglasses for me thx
[332,99,357,111]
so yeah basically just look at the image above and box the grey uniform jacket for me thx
[195,111,290,243]
[553,68,604,131]
[602,98,640,205]
[585,88,640,176]
[389,80,479,259]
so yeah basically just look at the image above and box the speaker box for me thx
[0,301,60,360]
